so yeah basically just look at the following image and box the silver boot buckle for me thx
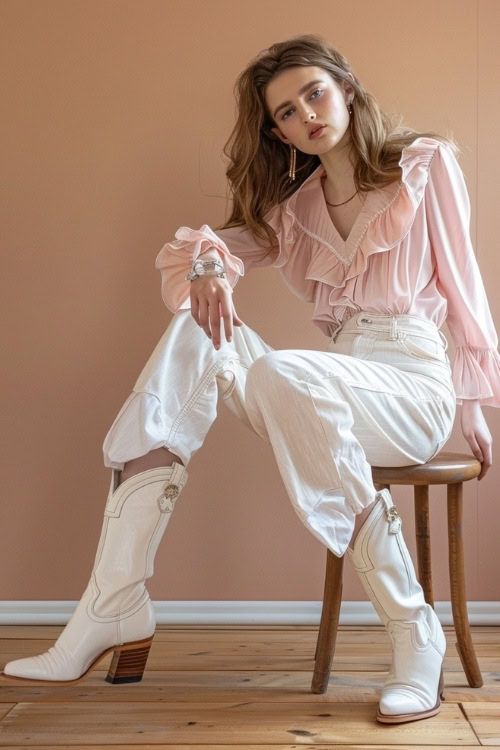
[386,505,402,534]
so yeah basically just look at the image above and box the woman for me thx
[2,33,498,725]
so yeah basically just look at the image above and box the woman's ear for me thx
[270,126,290,145]
[343,72,356,100]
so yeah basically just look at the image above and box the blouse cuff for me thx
[155,225,245,313]
[452,345,500,407]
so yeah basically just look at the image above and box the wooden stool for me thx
[311,451,483,694]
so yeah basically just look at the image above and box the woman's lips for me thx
[309,125,326,139]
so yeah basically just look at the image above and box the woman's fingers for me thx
[219,293,236,343]
[467,431,493,480]
[477,435,492,480]
[209,301,222,349]
[190,294,199,326]
[232,299,244,327]
[197,298,212,340]
[190,277,243,348]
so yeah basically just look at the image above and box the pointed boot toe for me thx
[2,656,45,681]
[377,665,445,723]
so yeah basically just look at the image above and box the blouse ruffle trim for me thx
[452,345,500,407]
[271,137,443,319]
[155,225,245,313]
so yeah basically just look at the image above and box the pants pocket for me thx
[396,333,448,364]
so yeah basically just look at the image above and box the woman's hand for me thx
[460,400,492,480]
[190,275,244,350]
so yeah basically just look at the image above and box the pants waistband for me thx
[332,312,448,351]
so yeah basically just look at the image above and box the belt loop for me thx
[390,316,398,340]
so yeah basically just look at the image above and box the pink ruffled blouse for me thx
[155,136,500,407]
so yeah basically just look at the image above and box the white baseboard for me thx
[0,600,498,626]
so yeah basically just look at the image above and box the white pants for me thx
[102,310,456,557]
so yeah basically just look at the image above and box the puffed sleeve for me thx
[154,205,281,314]
[425,142,500,407]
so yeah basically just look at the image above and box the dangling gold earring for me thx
[288,143,296,182]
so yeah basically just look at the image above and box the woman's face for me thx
[264,65,354,155]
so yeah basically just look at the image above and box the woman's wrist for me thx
[461,398,482,409]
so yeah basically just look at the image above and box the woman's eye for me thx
[282,89,322,120]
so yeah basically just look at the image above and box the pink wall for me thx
[1,0,499,605]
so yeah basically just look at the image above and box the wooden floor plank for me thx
[460,702,500,745]
[2,639,498,671]
[0,701,476,745]
[0,704,15,720]
[0,670,498,704]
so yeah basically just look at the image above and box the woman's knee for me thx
[245,350,309,400]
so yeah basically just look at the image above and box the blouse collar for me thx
[283,162,402,263]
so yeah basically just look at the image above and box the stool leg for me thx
[447,482,483,687]
[311,549,344,694]
[414,484,434,607]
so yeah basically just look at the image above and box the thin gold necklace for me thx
[322,176,360,207]
[325,191,358,207]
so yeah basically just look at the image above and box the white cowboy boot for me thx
[346,488,446,723]
[0,462,188,685]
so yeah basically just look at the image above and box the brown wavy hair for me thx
[214,33,459,256]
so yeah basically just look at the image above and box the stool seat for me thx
[311,451,483,695]
[372,451,480,485]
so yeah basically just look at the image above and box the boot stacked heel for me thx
[105,636,154,684]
